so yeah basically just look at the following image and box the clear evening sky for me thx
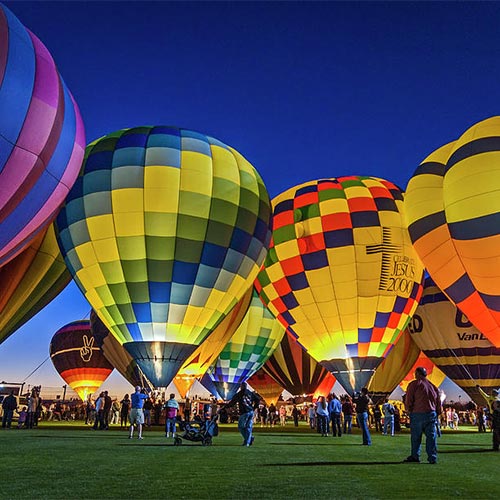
[2,1,499,400]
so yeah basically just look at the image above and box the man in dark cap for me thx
[403,366,442,464]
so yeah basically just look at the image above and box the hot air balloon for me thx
[408,277,500,405]
[204,289,286,400]
[405,117,500,347]
[399,352,446,393]
[173,287,252,398]
[367,328,421,404]
[55,126,271,388]
[247,369,283,405]
[90,311,151,390]
[263,331,335,397]
[0,224,71,344]
[256,177,424,394]
[49,320,114,401]
[0,4,85,267]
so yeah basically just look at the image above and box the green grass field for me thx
[0,422,497,499]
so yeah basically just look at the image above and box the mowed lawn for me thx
[0,422,497,499]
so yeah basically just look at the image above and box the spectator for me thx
[354,388,372,446]
[120,394,130,428]
[328,393,342,437]
[129,386,149,440]
[1,390,17,429]
[315,396,329,437]
[342,395,354,434]
[382,398,395,436]
[164,393,180,438]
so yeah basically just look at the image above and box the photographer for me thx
[128,386,149,440]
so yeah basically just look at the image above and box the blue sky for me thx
[2,1,499,400]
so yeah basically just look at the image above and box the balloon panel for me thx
[256,177,424,394]
[247,369,283,404]
[409,278,500,405]
[399,352,446,393]
[368,328,421,403]
[0,224,70,344]
[405,117,500,346]
[0,4,85,266]
[49,320,114,401]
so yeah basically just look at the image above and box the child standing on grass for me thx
[17,407,27,428]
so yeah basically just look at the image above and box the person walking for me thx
[354,388,372,446]
[220,382,260,447]
[164,393,180,438]
[129,386,149,440]
[403,366,441,464]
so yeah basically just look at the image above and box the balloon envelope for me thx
[367,328,421,404]
[263,331,334,397]
[206,289,285,400]
[247,369,283,405]
[399,352,446,393]
[408,277,500,405]
[0,4,85,266]
[49,320,114,401]
[405,117,500,347]
[0,224,70,345]
[256,177,424,394]
[56,126,272,387]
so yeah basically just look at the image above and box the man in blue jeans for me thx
[403,366,442,464]
[221,382,260,447]
[354,387,372,446]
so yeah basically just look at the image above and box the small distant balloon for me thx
[50,320,114,402]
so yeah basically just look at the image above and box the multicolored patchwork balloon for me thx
[399,352,446,393]
[263,331,334,397]
[367,328,421,404]
[405,117,500,347]
[0,224,71,345]
[0,4,85,266]
[408,277,500,405]
[49,320,114,401]
[247,369,284,404]
[256,177,424,394]
[205,289,285,400]
[56,126,271,387]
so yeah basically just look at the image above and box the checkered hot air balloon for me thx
[55,126,272,388]
[408,277,500,406]
[0,4,85,267]
[0,224,71,345]
[256,177,424,395]
[405,117,500,347]
[204,289,285,400]
[50,320,114,402]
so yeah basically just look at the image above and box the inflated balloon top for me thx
[256,176,424,394]
[56,126,272,387]
[0,4,85,267]
[405,116,500,348]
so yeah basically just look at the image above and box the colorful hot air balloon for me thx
[408,277,500,405]
[263,331,334,397]
[247,369,283,405]
[405,117,500,347]
[0,224,71,344]
[55,126,271,388]
[49,320,114,401]
[204,289,285,400]
[173,287,252,398]
[0,4,85,267]
[256,177,424,394]
[367,328,421,404]
[399,352,446,394]
[90,311,151,390]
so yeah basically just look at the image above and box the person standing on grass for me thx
[354,388,372,446]
[103,391,112,429]
[292,405,300,427]
[1,390,17,428]
[328,393,342,437]
[403,366,441,464]
[220,382,260,447]
[476,385,500,451]
[164,393,179,438]
[93,392,105,430]
[129,386,148,440]
[315,396,329,437]
[120,394,130,428]
[382,398,395,436]
[342,395,354,434]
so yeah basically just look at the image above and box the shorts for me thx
[129,408,144,425]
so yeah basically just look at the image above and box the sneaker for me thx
[128,435,133,439]
[403,456,420,463]
[138,436,143,440]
